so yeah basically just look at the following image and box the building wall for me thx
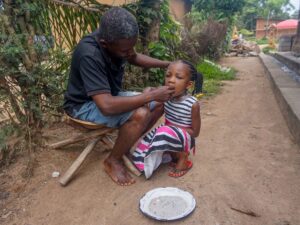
[277,29,297,38]
[169,0,192,22]
[256,18,283,39]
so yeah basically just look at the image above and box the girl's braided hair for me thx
[179,60,203,95]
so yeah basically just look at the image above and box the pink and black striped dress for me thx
[132,95,198,179]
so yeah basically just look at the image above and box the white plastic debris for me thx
[52,171,60,178]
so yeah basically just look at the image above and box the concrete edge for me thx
[259,53,300,147]
[274,52,300,76]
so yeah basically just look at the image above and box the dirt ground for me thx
[1,57,300,225]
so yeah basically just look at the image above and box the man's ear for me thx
[99,39,108,48]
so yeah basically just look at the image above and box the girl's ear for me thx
[187,81,193,89]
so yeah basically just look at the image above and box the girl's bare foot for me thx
[104,156,135,186]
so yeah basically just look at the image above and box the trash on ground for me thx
[52,171,60,178]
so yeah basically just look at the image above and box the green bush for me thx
[256,37,269,45]
[197,60,235,80]
[203,79,222,96]
[244,36,256,41]
[197,59,236,96]
[262,46,275,54]
[239,28,253,37]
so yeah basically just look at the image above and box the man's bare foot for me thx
[104,157,135,186]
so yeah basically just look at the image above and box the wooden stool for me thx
[47,114,141,186]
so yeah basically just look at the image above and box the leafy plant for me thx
[197,59,236,96]
[0,0,71,173]
[262,46,275,54]
[146,0,185,85]
[239,28,254,36]
[193,0,246,21]
[203,79,222,96]
[198,60,235,80]
[256,37,269,45]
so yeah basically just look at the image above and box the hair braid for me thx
[179,60,203,95]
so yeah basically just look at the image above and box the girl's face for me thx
[165,62,192,97]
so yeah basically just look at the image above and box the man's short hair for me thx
[98,7,138,42]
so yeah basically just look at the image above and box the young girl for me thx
[132,60,202,179]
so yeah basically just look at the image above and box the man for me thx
[63,7,174,186]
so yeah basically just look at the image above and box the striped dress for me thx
[132,95,198,179]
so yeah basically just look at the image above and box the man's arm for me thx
[127,53,170,69]
[92,86,174,116]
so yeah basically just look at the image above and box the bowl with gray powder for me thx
[139,187,196,221]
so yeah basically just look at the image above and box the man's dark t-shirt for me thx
[63,31,126,115]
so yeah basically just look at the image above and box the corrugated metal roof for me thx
[276,19,298,29]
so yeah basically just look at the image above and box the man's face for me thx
[101,37,137,60]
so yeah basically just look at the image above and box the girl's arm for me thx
[188,102,201,137]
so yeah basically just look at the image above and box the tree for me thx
[193,0,246,21]
[238,0,294,31]
[290,9,300,19]
[0,0,65,174]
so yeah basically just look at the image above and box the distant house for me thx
[276,19,298,38]
[255,18,283,39]
[256,18,298,39]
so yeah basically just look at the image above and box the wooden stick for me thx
[47,127,114,149]
[59,137,101,186]
[101,136,114,149]
[122,155,142,177]
[101,136,141,176]
[230,207,260,217]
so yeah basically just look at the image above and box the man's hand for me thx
[143,87,155,93]
[150,86,174,102]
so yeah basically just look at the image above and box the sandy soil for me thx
[1,57,300,225]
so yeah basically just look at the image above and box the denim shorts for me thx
[71,91,155,128]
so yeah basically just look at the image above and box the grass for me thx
[197,59,236,96]
[256,37,269,45]
[244,37,270,45]
[262,46,276,54]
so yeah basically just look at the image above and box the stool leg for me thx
[48,128,113,149]
[122,155,142,177]
[59,137,101,186]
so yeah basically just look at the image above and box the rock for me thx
[249,51,259,57]
[226,52,237,57]
[1,211,12,219]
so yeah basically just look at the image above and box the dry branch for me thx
[49,0,107,12]
[230,207,260,217]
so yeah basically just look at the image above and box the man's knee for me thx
[130,106,151,124]
[153,102,163,114]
